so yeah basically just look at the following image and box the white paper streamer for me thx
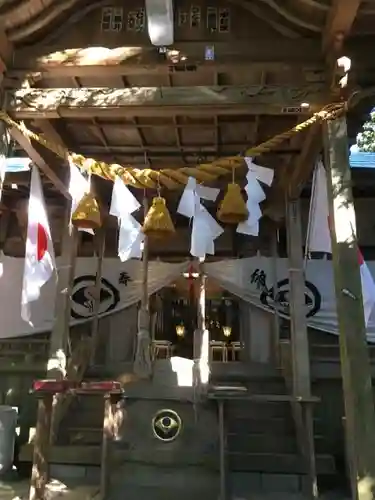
[68,160,94,235]
[177,177,223,259]
[110,177,144,261]
[237,157,274,236]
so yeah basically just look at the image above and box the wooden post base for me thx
[29,393,53,500]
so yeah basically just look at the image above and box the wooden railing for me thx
[279,340,318,498]
[0,335,92,444]
[310,343,375,362]
[0,338,49,366]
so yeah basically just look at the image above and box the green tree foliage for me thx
[357,109,375,152]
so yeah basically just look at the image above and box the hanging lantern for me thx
[142,196,175,238]
[217,183,248,224]
[176,324,185,337]
[71,193,102,230]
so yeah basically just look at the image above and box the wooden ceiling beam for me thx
[7,84,327,120]
[323,0,362,53]
[10,41,324,71]
[228,0,300,38]
[288,123,322,198]
[76,153,295,167]
[6,39,374,84]
[34,119,251,129]
[74,145,300,155]
[32,119,69,151]
[269,1,363,216]
[0,29,12,76]
[5,61,322,83]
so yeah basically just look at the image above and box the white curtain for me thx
[0,256,188,338]
[204,257,375,342]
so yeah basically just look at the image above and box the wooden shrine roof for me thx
[0,0,375,257]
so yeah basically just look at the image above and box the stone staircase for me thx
[224,394,334,496]
[19,361,337,498]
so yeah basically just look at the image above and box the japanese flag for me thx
[307,160,375,325]
[21,166,56,323]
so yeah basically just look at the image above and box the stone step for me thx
[68,427,103,445]
[19,444,335,475]
[228,433,297,454]
[228,432,328,454]
[229,452,336,474]
[225,400,292,419]
[64,427,329,456]
[227,415,325,434]
[227,416,294,434]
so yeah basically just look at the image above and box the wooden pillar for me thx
[100,393,120,499]
[270,226,280,364]
[218,399,227,500]
[0,121,10,201]
[90,228,106,365]
[197,263,206,332]
[285,199,311,397]
[196,261,209,385]
[29,393,53,500]
[286,199,317,499]
[47,205,78,380]
[323,116,375,500]
[133,196,152,377]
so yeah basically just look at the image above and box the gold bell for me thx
[142,196,175,238]
[217,183,248,224]
[71,193,102,230]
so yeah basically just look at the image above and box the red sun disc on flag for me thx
[358,250,364,266]
[37,223,48,261]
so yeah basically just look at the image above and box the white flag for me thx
[307,161,375,325]
[68,160,93,235]
[21,167,56,323]
[358,252,375,325]
[110,177,144,261]
[306,160,331,253]
[0,155,6,202]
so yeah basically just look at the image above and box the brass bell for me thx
[217,183,248,224]
[142,196,175,238]
[71,193,101,230]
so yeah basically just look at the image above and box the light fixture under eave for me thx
[176,324,185,337]
[183,271,199,279]
[145,0,174,46]
[223,326,232,338]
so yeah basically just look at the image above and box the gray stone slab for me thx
[261,473,301,492]
[49,464,87,480]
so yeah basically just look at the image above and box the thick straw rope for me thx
[0,102,345,189]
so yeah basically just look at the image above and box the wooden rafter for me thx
[8,126,69,198]
[74,144,300,155]
[288,123,322,198]
[9,41,324,74]
[0,28,12,75]
[33,119,69,151]
[323,0,362,53]
[7,85,328,120]
[257,0,321,31]
[228,0,300,38]
[280,1,362,205]
[6,0,78,43]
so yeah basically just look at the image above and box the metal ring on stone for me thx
[152,409,182,442]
